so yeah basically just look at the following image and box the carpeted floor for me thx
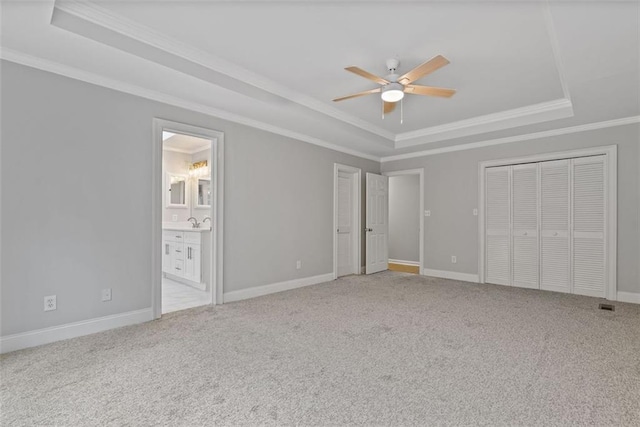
[2,272,639,426]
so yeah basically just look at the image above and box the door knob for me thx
[365,228,373,232]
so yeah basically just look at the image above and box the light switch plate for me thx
[473,208,478,216]
[424,210,431,217]
[172,214,178,222]
[451,256,457,264]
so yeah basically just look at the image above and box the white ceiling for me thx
[1,1,638,160]
[163,132,211,154]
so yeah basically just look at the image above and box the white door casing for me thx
[152,119,225,319]
[366,173,389,274]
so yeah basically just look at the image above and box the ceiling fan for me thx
[333,55,455,117]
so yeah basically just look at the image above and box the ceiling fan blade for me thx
[345,66,389,85]
[405,85,456,98]
[383,101,396,114]
[333,88,381,102]
[398,55,450,85]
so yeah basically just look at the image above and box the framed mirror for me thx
[166,174,188,208]
[196,178,211,208]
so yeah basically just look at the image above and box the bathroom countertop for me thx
[162,225,211,232]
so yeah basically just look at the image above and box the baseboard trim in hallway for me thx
[223,273,335,303]
[389,261,420,274]
[0,308,153,354]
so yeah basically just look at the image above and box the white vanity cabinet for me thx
[162,229,209,289]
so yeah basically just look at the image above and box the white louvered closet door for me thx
[540,160,571,293]
[485,166,511,285]
[511,164,539,289]
[572,156,606,297]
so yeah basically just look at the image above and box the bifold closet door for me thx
[485,166,511,285]
[540,160,570,293]
[511,163,539,289]
[572,156,606,297]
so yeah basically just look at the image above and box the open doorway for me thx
[386,169,424,275]
[152,119,224,319]
[161,132,212,313]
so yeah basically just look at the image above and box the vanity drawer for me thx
[183,232,201,245]
[163,231,184,242]
[173,259,184,274]
[173,244,185,260]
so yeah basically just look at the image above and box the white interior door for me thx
[540,159,570,293]
[485,166,511,285]
[366,173,388,274]
[337,171,354,277]
[511,163,539,289]
[572,155,606,297]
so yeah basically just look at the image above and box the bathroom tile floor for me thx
[162,277,210,314]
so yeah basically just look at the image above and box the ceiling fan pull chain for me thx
[382,100,385,120]
[400,98,404,124]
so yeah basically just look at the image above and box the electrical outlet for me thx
[296,260,302,270]
[101,288,112,302]
[451,256,457,264]
[424,210,431,217]
[172,214,178,222]
[44,295,57,311]
[473,208,478,216]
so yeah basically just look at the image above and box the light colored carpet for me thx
[2,272,639,426]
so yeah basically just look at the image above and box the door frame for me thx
[478,145,617,300]
[383,169,425,275]
[152,118,225,319]
[333,164,362,279]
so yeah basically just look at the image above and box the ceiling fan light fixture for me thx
[381,83,405,103]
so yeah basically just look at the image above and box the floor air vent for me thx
[599,303,615,311]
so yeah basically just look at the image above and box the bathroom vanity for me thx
[162,225,211,290]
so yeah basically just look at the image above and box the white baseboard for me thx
[0,308,153,354]
[616,291,640,304]
[223,273,334,303]
[389,259,420,267]
[423,268,480,283]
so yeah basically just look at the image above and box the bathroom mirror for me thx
[197,178,211,208]
[166,174,188,208]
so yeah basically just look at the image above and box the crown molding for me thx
[394,98,574,147]
[0,48,381,162]
[52,0,396,143]
[163,145,209,155]
[381,116,640,162]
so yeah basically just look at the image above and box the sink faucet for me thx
[202,217,211,225]
[187,217,200,228]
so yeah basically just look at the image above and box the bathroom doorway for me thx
[152,119,224,318]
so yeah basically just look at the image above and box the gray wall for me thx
[0,61,379,336]
[388,175,420,263]
[382,124,640,294]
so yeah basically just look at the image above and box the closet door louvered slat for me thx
[540,160,570,293]
[485,166,511,286]
[572,156,606,297]
[511,163,539,289]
